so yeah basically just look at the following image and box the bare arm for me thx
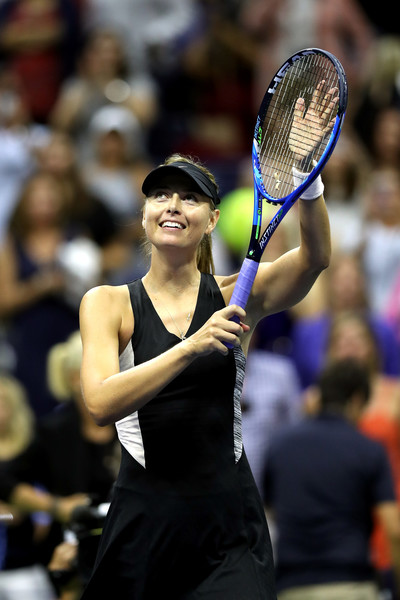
[254,194,330,313]
[80,286,248,426]
[8,483,89,524]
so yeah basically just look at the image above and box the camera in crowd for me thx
[48,501,110,595]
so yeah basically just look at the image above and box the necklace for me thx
[144,276,199,340]
[161,304,192,340]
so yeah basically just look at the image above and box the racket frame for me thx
[228,47,347,314]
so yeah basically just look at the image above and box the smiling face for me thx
[142,173,219,255]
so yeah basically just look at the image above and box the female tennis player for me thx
[79,149,330,598]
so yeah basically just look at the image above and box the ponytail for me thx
[197,233,215,274]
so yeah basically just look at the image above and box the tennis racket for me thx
[227,47,347,341]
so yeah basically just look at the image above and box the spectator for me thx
[321,132,369,254]
[291,252,400,388]
[325,311,400,597]
[0,373,56,599]
[239,0,374,115]
[82,0,199,76]
[354,37,400,156]
[368,106,400,171]
[47,538,80,600]
[38,129,134,281]
[0,171,99,416]
[0,0,82,123]
[360,167,400,315]
[153,1,256,193]
[50,27,159,160]
[3,331,119,593]
[0,68,50,244]
[263,358,400,600]
[83,104,149,223]
[241,344,302,495]
[81,104,154,283]
[385,268,400,346]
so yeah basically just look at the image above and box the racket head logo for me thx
[254,115,263,145]
[267,50,315,95]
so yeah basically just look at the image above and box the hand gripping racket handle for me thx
[225,258,259,349]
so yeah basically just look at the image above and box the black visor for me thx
[142,161,220,205]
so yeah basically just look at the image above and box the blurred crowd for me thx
[0,0,400,598]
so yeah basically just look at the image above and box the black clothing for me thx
[2,402,118,565]
[81,273,276,599]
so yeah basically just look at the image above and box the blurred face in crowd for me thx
[327,255,368,312]
[372,108,400,165]
[366,169,400,226]
[82,31,125,78]
[41,133,76,176]
[327,314,380,375]
[24,174,65,227]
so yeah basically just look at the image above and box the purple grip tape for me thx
[229,258,259,309]
[225,258,259,349]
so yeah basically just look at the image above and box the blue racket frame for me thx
[228,47,348,318]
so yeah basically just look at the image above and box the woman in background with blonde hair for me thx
[47,331,119,458]
[0,374,35,461]
[1,331,119,596]
[0,373,57,599]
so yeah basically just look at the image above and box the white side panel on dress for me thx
[115,342,146,467]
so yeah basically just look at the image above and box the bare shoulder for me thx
[80,284,134,348]
[81,284,129,311]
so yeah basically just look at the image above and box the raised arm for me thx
[240,81,333,335]
[251,192,330,315]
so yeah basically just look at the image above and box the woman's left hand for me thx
[183,305,249,357]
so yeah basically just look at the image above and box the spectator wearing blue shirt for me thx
[263,358,400,600]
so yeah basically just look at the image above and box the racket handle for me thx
[225,258,259,349]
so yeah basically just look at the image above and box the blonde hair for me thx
[47,331,82,401]
[0,375,35,459]
[143,154,218,274]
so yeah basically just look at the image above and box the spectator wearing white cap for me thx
[82,104,154,283]
[50,27,159,160]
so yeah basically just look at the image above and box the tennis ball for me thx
[217,188,254,256]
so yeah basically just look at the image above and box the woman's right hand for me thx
[184,305,249,357]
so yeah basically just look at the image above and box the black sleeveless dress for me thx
[81,273,276,599]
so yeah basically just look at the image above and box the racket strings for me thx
[259,53,339,201]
